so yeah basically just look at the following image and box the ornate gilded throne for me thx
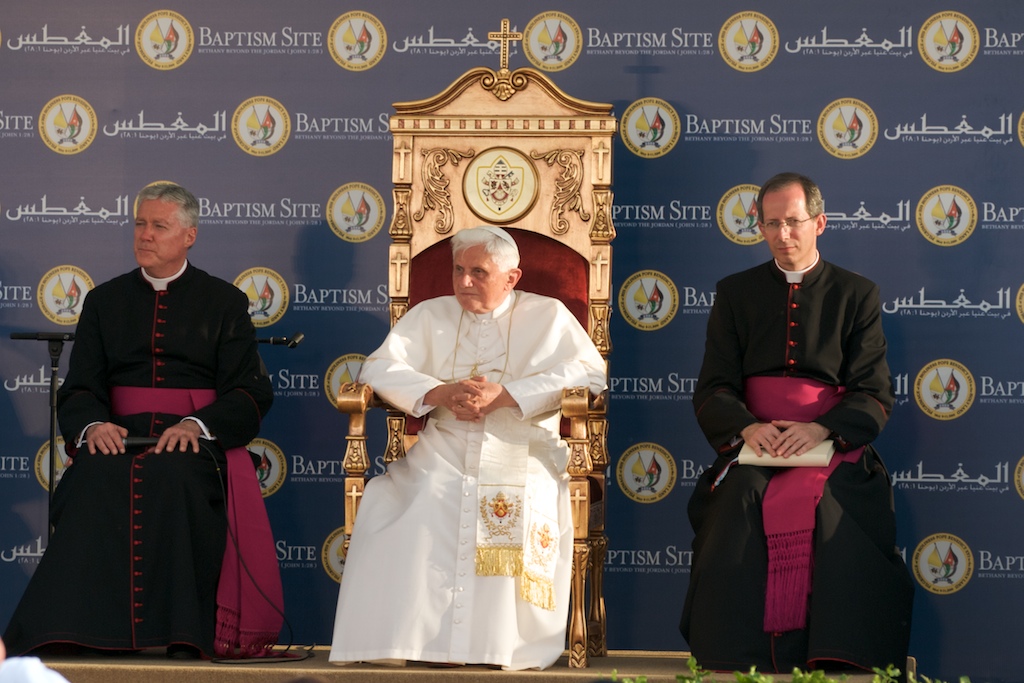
[336,22,616,668]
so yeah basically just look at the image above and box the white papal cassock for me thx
[329,290,606,670]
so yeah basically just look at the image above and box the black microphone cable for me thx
[199,439,313,665]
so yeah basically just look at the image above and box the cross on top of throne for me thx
[488,18,522,72]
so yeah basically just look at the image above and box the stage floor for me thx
[40,648,884,683]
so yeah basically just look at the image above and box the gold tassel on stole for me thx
[475,545,523,577]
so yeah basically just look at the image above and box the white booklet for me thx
[738,439,835,467]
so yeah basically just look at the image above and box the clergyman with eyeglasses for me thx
[329,226,606,670]
[680,172,913,674]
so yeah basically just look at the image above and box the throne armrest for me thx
[336,382,374,477]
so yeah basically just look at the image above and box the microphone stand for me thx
[9,331,75,538]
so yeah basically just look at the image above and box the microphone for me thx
[258,332,304,348]
[123,437,160,449]
[10,332,76,342]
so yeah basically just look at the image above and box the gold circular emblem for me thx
[328,11,387,71]
[327,183,386,242]
[914,358,975,420]
[34,438,71,491]
[918,12,979,73]
[462,147,539,224]
[912,532,974,594]
[616,443,677,504]
[36,265,94,326]
[817,98,878,159]
[325,354,366,408]
[523,12,582,72]
[915,185,976,247]
[38,95,97,155]
[247,437,287,498]
[234,267,289,327]
[717,184,764,245]
[1016,283,1024,325]
[620,98,681,159]
[618,270,679,331]
[322,527,348,583]
[719,12,779,72]
[231,96,291,157]
[135,10,194,70]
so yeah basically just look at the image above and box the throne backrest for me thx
[384,65,616,356]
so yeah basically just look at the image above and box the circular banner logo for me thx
[912,532,974,594]
[918,12,979,73]
[37,265,93,326]
[322,527,348,583]
[618,270,679,331]
[1016,283,1024,325]
[523,12,582,72]
[248,437,287,498]
[462,147,539,224]
[34,438,71,491]
[916,185,977,246]
[616,443,677,504]
[914,358,975,420]
[717,184,764,245]
[327,183,386,242]
[234,267,289,328]
[328,11,387,71]
[620,98,680,159]
[817,98,878,159]
[38,95,97,155]
[135,10,194,70]
[719,12,779,72]
[325,354,366,408]
[232,96,290,157]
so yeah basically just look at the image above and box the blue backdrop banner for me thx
[2,3,1023,681]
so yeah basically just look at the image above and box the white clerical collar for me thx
[469,290,516,321]
[142,260,188,291]
[775,251,820,283]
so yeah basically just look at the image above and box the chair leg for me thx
[568,540,590,668]
[587,532,608,657]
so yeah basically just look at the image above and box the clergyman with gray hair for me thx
[4,183,280,660]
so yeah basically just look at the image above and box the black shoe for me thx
[166,644,201,660]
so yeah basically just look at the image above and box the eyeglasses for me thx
[760,216,816,230]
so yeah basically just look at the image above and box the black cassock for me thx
[4,264,273,656]
[680,259,914,673]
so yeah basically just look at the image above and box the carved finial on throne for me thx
[484,18,526,102]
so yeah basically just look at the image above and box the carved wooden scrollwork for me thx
[414,148,475,234]
[531,149,590,234]
[480,68,529,102]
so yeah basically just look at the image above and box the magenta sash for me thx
[110,386,284,657]
[744,377,863,633]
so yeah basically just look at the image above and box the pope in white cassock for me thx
[329,226,607,670]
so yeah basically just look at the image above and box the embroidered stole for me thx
[475,410,559,611]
